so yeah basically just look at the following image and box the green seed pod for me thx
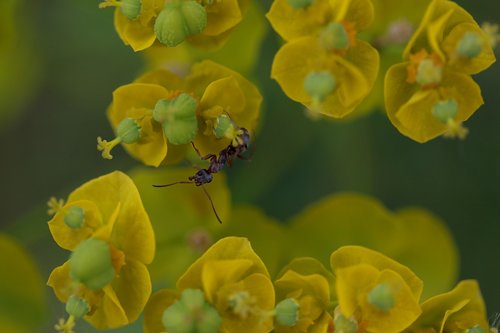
[287,0,314,9]
[213,114,235,139]
[64,206,85,229]
[69,239,115,290]
[154,0,207,47]
[416,59,442,86]
[65,295,90,319]
[275,298,300,327]
[367,283,395,312]
[320,22,349,50]
[457,32,482,59]
[432,99,459,123]
[153,93,199,145]
[121,0,141,20]
[467,325,486,333]
[304,71,336,102]
[162,289,222,333]
[116,117,141,144]
[334,313,358,333]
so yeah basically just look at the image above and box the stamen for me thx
[228,291,257,319]
[482,22,500,48]
[97,137,121,160]
[443,119,468,140]
[47,196,65,216]
[55,315,76,333]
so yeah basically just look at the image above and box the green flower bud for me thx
[154,0,207,47]
[304,71,336,102]
[153,93,199,145]
[287,0,314,9]
[65,295,90,319]
[367,283,395,312]
[320,22,349,50]
[334,313,358,333]
[120,0,141,20]
[162,289,222,333]
[416,59,442,86]
[467,325,486,333]
[64,206,85,229]
[116,118,141,144]
[69,239,115,290]
[457,32,482,59]
[275,298,300,327]
[432,99,459,123]
[213,114,235,139]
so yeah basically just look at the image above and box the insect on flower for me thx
[153,116,252,224]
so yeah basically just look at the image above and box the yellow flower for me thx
[406,280,489,333]
[47,171,155,330]
[331,246,423,333]
[269,0,379,118]
[273,257,335,333]
[185,60,262,155]
[144,237,275,333]
[101,60,262,165]
[287,193,458,300]
[385,0,496,142]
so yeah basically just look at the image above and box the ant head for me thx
[239,128,251,147]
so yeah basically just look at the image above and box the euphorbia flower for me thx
[269,0,380,118]
[47,171,155,330]
[331,246,423,333]
[385,0,496,142]
[144,237,275,333]
[406,280,489,333]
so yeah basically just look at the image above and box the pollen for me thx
[228,291,257,319]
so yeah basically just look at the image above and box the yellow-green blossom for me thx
[47,171,155,330]
[101,60,261,165]
[270,0,380,118]
[144,237,275,333]
[273,257,335,333]
[331,246,423,333]
[385,0,496,142]
[406,280,489,333]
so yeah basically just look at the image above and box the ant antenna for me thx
[201,186,222,224]
[152,181,193,187]
[490,312,500,333]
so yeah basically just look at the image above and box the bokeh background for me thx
[1,0,499,332]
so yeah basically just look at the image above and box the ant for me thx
[153,124,251,224]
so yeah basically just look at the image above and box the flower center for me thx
[407,49,443,88]
[228,291,257,319]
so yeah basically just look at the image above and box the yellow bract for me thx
[385,0,496,142]
[105,60,261,165]
[47,171,155,329]
[407,280,489,333]
[268,0,379,118]
[332,246,423,333]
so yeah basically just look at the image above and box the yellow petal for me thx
[331,246,424,301]
[86,285,129,329]
[266,0,332,41]
[108,83,171,166]
[177,237,269,291]
[48,200,103,250]
[47,262,72,303]
[67,171,155,264]
[111,259,152,324]
[442,22,496,75]
[144,289,180,333]
[215,273,275,333]
[202,259,255,303]
[135,68,185,91]
[330,0,374,31]
[204,0,242,36]
[200,76,246,115]
[114,9,156,52]
[410,280,488,333]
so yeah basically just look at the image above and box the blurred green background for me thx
[0,0,499,331]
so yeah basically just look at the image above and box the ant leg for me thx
[190,141,217,161]
[201,186,222,224]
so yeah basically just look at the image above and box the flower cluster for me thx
[99,0,252,51]
[97,60,262,166]
[142,237,491,333]
[385,0,496,142]
[267,0,380,118]
[47,171,155,331]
